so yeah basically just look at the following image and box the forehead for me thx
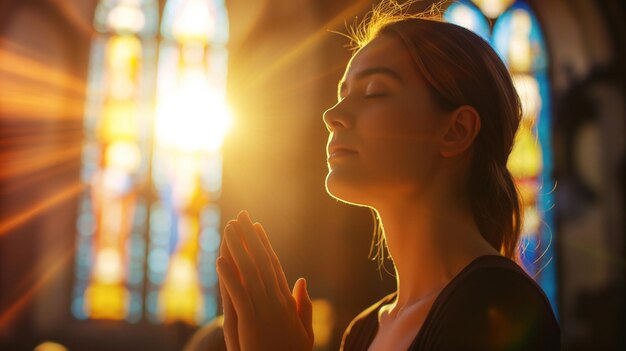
[342,35,419,81]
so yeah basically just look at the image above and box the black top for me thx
[341,255,560,350]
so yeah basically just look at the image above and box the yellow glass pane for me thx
[512,74,541,123]
[471,0,515,18]
[172,155,202,206]
[93,247,125,284]
[522,205,541,236]
[85,283,129,319]
[507,125,542,178]
[107,36,141,100]
[159,256,204,323]
[99,100,138,141]
[105,141,142,173]
[508,9,532,72]
[107,36,141,72]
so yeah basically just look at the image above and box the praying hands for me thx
[216,211,314,351]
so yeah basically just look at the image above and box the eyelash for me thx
[364,93,387,99]
[337,89,387,101]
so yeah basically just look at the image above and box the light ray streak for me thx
[0,41,86,95]
[0,182,84,237]
[0,144,83,180]
[0,245,74,333]
[44,0,94,37]
[233,0,371,91]
[253,61,351,109]
[0,41,87,120]
[0,91,85,119]
[0,37,43,60]
[0,129,82,149]
[1,159,79,195]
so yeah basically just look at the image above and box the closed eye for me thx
[364,93,388,99]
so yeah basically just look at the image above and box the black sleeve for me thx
[426,267,560,351]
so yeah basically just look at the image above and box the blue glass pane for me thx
[534,70,558,315]
[72,297,88,320]
[204,293,218,320]
[127,292,143,323]
[160,0,182,39]
[213,1,230,44]
[492,2,548,72]
[444,0,491,42]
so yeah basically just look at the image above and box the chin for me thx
[324,171,372,208]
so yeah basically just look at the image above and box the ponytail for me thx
[469,154,522,260]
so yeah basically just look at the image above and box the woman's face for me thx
[323,34,449,206]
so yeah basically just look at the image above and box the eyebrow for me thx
[337,66,403,98]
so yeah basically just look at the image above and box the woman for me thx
[215,2,560,350]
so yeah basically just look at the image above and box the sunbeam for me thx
[0,144,83,180]
[0,244,75,333]
[0,39,86,119]
[0,39,86,95]
[0,159,79,195]
[45,0,94,37]
[231,0,372,92]
[0,182,84,237]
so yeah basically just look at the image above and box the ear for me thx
[440,105,481,158]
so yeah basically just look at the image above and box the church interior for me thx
[0,0,624,350]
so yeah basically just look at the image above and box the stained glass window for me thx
[445,0,558,314]
[148,0,230,325]
[72,0,230,325]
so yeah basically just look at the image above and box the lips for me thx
[328,143,358,159]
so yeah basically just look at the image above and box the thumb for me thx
[293,277,314,341]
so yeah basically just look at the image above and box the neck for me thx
[373,186,499,312]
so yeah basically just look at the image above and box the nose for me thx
[322,100,351,132]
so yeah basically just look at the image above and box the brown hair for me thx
[347,1,523,260]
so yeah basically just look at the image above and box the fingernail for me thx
[239,210,251,221]
[225,224,235,234]
[216,256,228,270]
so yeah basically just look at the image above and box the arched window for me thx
[72,0,230,325]
[445,0,558,314]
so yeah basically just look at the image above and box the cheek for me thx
[363,136,439,182]
[361,109,440,177]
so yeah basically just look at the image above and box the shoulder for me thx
[341,292,396,351]
[417,256,560,350]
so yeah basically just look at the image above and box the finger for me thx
[236,211,278,291]
[223,223,266,296]
[219,277,241,351]
[219,222,240,349]
[216,256,254,319]
[220,221,240,279]
[293,278,314,342]
[254,222,292,297]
